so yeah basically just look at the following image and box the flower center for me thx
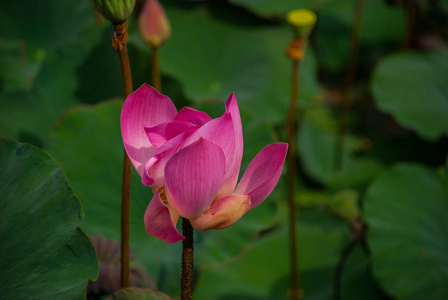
[158,186,168,203]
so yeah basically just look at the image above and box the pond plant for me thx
[1,0,447,299]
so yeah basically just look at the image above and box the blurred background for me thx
[1,0,447,299]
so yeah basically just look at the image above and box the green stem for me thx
[181,218,194,300]
[333,241,357,300]
[334,0,365,171]
[112,21,133,289]
[333,219,366,300]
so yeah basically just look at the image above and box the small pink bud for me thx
[139,0,171,48]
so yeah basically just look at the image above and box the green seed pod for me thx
[92,0,136,24]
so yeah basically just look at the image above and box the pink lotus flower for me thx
[121,84,287,243]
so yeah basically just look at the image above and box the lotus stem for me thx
[404,0,417,49]
[181,218,194,300]
[151,46,162,92]
[112,21,133,288]
[288,60,300,300]
[334,0,365,171]
[333,241,357,300]
[286,38,307,300]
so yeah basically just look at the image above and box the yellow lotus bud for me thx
[286,9,317,39]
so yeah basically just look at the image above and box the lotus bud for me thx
[139,0,171,48]
[92,0,136,24]
[286,9,317,39]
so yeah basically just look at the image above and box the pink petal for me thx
[121,84,177,177]
[235,143,288,209]
[224,93,244,197]
[142,156,158,186]
[144,121,194,149]
[181,112,236,199]
[165,138,226,219]
[144,192,184,243]
[174,107,212,126]
[144,132,188,189]
[190,194,251,231]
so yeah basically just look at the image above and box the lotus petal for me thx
[190,194,251,231]
[121,84,177,176]
[174,107,212,126]
[144,121,194,149]
[165,138,226,219]
[144,192,184,243]
[182,112,236,199]
[235,143,288,208]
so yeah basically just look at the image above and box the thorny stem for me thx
[151,46,162,92]
[334,0,365,171]
[112,21,133,289]
[286,38,306,300]
[182,218,194,300]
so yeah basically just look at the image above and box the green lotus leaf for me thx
[107,288,173,300]
[365,163,448,299]
[328,158,386,191]
[298,106,359,184]
[0,139,98,299]
[339,245,384,300]
[372,51,448,141]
